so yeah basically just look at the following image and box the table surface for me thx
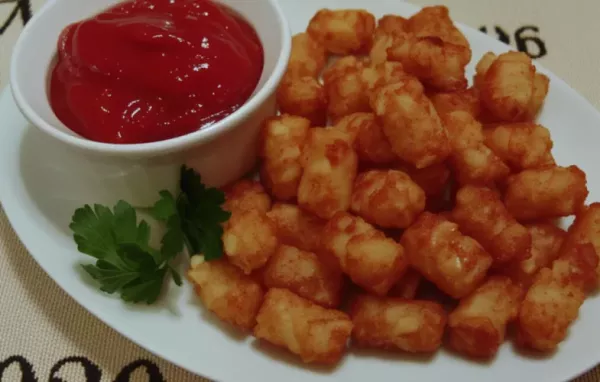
[1,0,600,380]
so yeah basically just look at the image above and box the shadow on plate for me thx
[351,346,439,364]
[250,339,343,375]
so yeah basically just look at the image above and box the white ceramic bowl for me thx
[9,0,291,203]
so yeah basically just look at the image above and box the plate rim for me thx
[2,1,600,381]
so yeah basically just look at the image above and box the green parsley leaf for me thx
[71,201,169,304]
[70,166,230,304]
[178,166,230,260]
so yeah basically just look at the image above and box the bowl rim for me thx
[9,0,292,157]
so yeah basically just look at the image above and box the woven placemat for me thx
[1,0,599,380]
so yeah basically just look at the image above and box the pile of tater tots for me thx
[187,6,600,366]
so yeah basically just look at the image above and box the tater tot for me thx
[370,79,451,169]
[502,223,566,286]
[333,113,396,164]
[267,203,326,253]
[429,88,481,118]
[441,110,510,186]
[224,179,271,214]
[263,245,343,308]
[452,186,531,265]
[324,58,369,121]
[382,6,471,92]
[286,33,327,79]
[254,288,353,364]
[307,9,376,55]
[526,73,550,120]
[388,268,423,299]
[297,129,358,219]
[504,166,589,221]
[479,51,536,122]
[277,76,327,126]
[451,145,511,186]
[259,115,310,201]
[408,6,469,48]
[222,209,278,274]
[350,170,426,229]
[400,212,493,298]
[517,244,598,351]
[483,123,555,171]
[350,295,447,353]
[377,15,409,36]
[561,203,600,286]
[322,212,409,295]
[448,276,522,358]
[187,256,264,331]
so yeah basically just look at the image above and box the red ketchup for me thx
[49,0,264,144]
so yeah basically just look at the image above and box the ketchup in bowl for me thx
[49,0,264,144]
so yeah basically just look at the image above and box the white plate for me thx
[2,1,600,381]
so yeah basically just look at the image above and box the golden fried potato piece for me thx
[429,88,481,118]
[254,288,353,364]
[479,51,536,122]
[277,76,327,126]
[526,73,550,120]
[452,186,531,265]
[517,244,598,351]
[380,6,471,92]
[370,79,451,169]
[224,179,271,214]
[324,57,369,121]
[267,203,326,253]
[350,295,447,353]
[370,15,409,64]
[398,161,451,198]
[377,15,409,36]
[322,212,409,295]
[473,52,497,90]
[502,223,566,286]
[297,129,358,219]
[400,212,493,298]
[325,59,407,122]
[440,110,510,186]
[561,203,600,287]
[187,256,264,331]
[263,245,343,308]
[333,113,396,164]
[286,33,327,79]
[351,170,426,229]
[408,6,469,48]
[259,115,310,201]
[451,145,511,186]
[504,166,589,221]
[388,268,422,299]
[307,9,376,55]
[483,123,555,171]
[223,209,278,274]
[448,276,522,358]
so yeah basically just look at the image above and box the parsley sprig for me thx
[69,166,230,304]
